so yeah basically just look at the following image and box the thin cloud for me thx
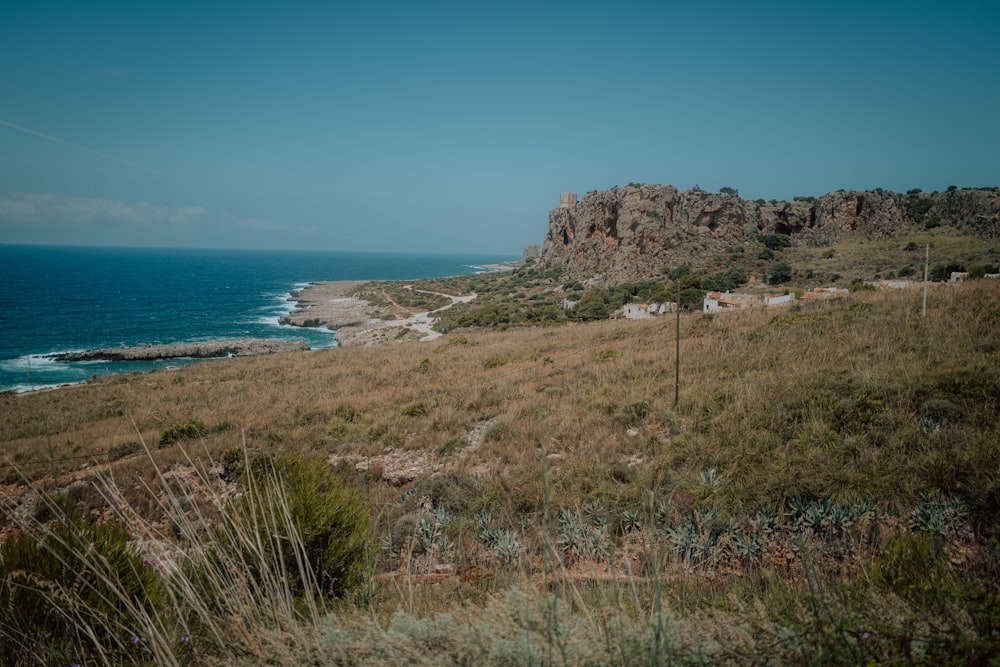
[0,192,204,226]
[0,118,172,177]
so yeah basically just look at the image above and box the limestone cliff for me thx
[536,185,1000,281]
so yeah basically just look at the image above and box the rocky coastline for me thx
[277,281,394,346]
[52,339,309,362]
[280,280,478,346]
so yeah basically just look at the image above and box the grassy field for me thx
[1,273,999,664]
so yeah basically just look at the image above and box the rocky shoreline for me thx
[280,280,477,346]
[277,280,395,346]
[52,339,309,362]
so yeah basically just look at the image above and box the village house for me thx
[802,287,849,300]
[703,291,757,313]
[764,293,796,307]
[611,301,677,320]
[865,279,912,289]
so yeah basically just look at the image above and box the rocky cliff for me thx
[536,185,1000,281]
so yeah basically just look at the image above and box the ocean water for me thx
[0,245,516,392]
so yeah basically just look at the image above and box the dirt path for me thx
[397,287,476,341]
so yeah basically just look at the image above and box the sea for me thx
[0,245,517,393]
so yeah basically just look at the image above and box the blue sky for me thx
[1,1,998,254]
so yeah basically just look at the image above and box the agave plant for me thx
[752,508,778,535]
[491,530,521,566]
[910,494,969,537]
[731,530,763,562]
[432,506,453,529]
[582,499,604,525]
[787,494,812,523]
[622,509,642,533]
[654,499,673,529]
[556,515,582,554]
[700,468,722,490]
[581,526,611,562]
[473,509,493,532]
[822,503,854,536]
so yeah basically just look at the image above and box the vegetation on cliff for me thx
[537,184,1000,282]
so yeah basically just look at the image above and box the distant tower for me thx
[559,192,578,208]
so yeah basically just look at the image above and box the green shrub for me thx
[335,405,360,423]
[214,454,371,600]
[906,196,934,223]
[868,532,953,611]
[0,507,163,665]
[593,349,620,362]
[574,290,611,320]
[403,402,430,417]
[437,436,467,455]
[483,356,507,369]
[158,420,207,447]
[108,441,141,461]
[768,261,793,284]
[758,233,792,250]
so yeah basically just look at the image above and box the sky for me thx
[1,1,998,255]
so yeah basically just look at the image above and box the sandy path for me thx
[397,287,477,341]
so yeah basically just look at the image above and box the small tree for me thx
[769,261,793,285]
[720,186,739,197]
[758,233,792,250]
[574,290,611,320]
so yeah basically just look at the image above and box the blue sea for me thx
[0,245,516,392]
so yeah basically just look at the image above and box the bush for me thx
[929,263,965,282]
[575,290,611,320]
[108,441,141,461]
[758,233,791,250]
[403,402,430,417]
[217,454,371,600]
[159,420,207,447]
[768,261,793,284]
[868,533,953,611]
[0,507,163,665]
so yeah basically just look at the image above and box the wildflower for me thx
[131,634,139,646]
[181,635,190,643]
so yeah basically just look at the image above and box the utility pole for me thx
[675,279,680,408]
[922,243,929,319]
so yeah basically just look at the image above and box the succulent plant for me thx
[491,530,521,566]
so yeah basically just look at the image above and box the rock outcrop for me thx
[52,339,309,362]
[537,185,1000,281]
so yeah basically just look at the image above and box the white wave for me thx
[0,353,67,373]
[10,380,79,393]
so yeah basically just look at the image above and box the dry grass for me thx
[2,279,999,664]
[3,281,998,511]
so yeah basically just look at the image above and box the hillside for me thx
[538,184,1000,281]
[2,281,998,664]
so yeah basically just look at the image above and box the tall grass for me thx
[1,439,371,665]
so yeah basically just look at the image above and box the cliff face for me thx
[536,185,1000,281]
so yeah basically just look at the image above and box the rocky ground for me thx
[52,339,309,361]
